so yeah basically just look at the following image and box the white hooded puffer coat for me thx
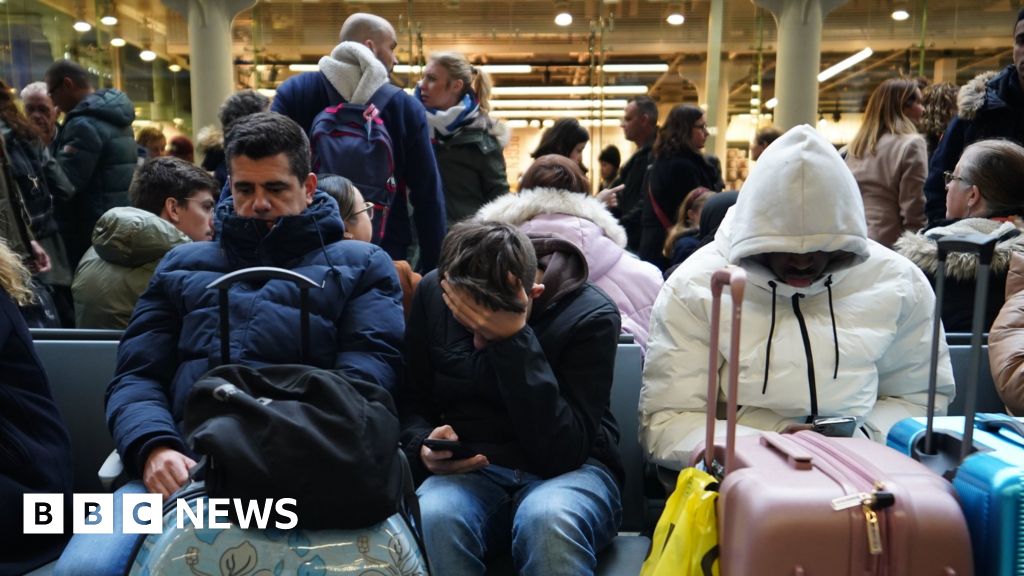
[639,125,955,469]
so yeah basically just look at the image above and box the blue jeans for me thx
[53,481,147,576]
[417,461,621,576]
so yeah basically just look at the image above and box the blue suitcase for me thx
[887,234,1024,576]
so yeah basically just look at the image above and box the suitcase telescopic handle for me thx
[206,267,321,365]
[925,235,998,460]
[707,266,746,475]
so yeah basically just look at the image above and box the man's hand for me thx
[29,240,50,274]
[442,275,532,349]
[420,425,488,475]
[143,446,196,499]
[595,184,624,210]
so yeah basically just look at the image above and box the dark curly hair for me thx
[218,90,271,133]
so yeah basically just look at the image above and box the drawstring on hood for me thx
[825,276,838,379]
[762,280,777,395]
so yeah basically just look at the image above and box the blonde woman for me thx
[844,78,928,248]
[416,51,510,225]
[0,237,73,574]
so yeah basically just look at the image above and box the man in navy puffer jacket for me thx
[105,111,405,501]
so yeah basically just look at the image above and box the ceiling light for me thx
[506,120,530,129]
[110,37,125,47]
[750,98,761,106]
[168,64,181,72]
[602,63,669,73]
[666,12,685,26]
[490,109,625,119]
[139,49,157,62]
[529,120,541,128]
[817,47,873,82]
[257,89,277,98]
[490,99,629,108]
[289,64,318,72]
[765,98,778,109]
[542,119,555,127]
[100,15,118,26]
[492,85,647,96]
[751,83,761,92]
[891,9,909,21]
[554,12,573,27]
[392,64,532,75]
[73,20,92,32]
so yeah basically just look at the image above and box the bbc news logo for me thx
[24,494,298,534]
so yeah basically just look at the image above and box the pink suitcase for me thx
[692,266,974,576]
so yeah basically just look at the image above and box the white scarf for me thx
[318,42,390,104]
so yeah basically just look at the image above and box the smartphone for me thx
[422,438,480,460]
[812,416,858,438]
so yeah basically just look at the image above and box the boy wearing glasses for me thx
[72,156,219,329]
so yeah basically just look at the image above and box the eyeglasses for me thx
[694,123,709,133]
[347,201,375,222]
[943,171,970,188]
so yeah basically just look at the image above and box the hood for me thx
[91,207,190,267]
[723,124,869,297]
[477,187,627,247]
[527,233,589,318]
[318,41,390,104]
[67,89,135,127]
[958,66,1019,120]
[697,191,738,244]
[215,190,345,269]
[894,218,1024,279]
[196,125,223,155]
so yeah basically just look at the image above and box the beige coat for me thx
[988,252,1024,414]
[844,133,928,248]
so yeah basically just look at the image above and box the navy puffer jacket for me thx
[105,191,405,476]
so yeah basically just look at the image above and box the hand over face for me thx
[441,275,530,349]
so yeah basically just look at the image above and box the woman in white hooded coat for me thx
[639,125,955,469]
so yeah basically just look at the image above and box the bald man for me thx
[272,12,446,272]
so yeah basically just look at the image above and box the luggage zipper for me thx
[791,433,895,567]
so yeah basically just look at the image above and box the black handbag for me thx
[182,267,403,530]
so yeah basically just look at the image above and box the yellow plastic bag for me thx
[640,467,720,576]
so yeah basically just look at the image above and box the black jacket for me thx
[612,143,653,251]
[639,150,720,269]
[399,237,624,486]
[924,66,1024,223]
[0,289,72,575]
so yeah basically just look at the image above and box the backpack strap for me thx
[647,179,673,232]
[368,82,403,112]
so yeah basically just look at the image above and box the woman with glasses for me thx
[319,174,420,318]
[843,78,928,248]
[638,104,720,270]
[895,139,1024,331]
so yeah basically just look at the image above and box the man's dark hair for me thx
[598,145,621,169]
[225,112,310,182]
[630,95,659,124]
[130,156,218,216]
[218,90,271,133]
[439,221,537,314]
[44,59,92,90]
[1017,8,1024,29]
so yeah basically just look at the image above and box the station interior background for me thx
[0,0,1016,190]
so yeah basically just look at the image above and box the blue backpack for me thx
[310,79,402,244]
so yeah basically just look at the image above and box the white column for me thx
[703,0,727,159]
[163,0,256,133]
[754,0,846,129]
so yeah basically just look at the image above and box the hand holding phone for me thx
[423,438,480,460]
[812,416,858,438]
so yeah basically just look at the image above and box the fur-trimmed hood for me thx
[196,125,223,156]
[476,187,627,246]
[958,66,1020,120]
[894,218,1024,280]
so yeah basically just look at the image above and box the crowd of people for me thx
[4,7,1024,576]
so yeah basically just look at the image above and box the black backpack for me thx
[182,267,404,530]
